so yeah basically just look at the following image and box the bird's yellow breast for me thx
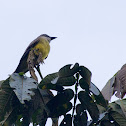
[34,38,50,60]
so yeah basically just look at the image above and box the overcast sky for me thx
[0,0,126,125]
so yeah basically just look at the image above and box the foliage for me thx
[0,63,126,126]
[102,64,126,99]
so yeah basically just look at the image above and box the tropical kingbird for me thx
[14,34,57,73]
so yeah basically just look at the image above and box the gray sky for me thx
[0,0,126,125]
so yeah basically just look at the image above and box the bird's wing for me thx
[14,37,40,73]
[21,38,40,60]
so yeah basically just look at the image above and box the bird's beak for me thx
[51,37,57,40]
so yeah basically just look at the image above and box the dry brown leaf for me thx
[101,76,115,101]
[27,49,37,81]
[30,69,38,82]
[27,49,36,70]
[27,49,44,81]
[114,64,126,98]
[37,52,44,64]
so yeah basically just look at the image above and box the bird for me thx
[14,34,57,74]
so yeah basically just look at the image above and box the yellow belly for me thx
[34,38,50,60]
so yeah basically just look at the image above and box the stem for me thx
[72,72,79,118]
[35,65,43,79]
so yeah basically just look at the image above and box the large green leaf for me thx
[79,78,89,92]
[107,97,126,125]
[100,120,115,126]
[73,111,88,126]
[110,111,126,126]
[46,89,74,117]
[76,104,86,115]
[0,108,22,126]
[38,63,80,94]
[114,99,126,117]
[39,76,76,91]
[78,91,99,121]
[109,99,126,117]
[80,81,108,108]
[40,83,64,92]
[32,108,47,126]
[0,78,13,121]
[46,89,74,109]
[48,102,72,118]
[0,80,4,88]
[60,114,72,126]
[0,77,21,125]
[39,63,79,90]
[39,73,58,87]
[58,63,79,77]
[74,103,88,126]
[39,72,64,91]
[55,76,76,86]
[90,82,108,108]
[79,66,92,85]
[39,71,76,91]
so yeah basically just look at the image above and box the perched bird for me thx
[14,34,57,73]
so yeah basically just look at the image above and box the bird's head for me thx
[40,34,57,42]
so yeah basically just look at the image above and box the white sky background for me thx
[0,0,126,125]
